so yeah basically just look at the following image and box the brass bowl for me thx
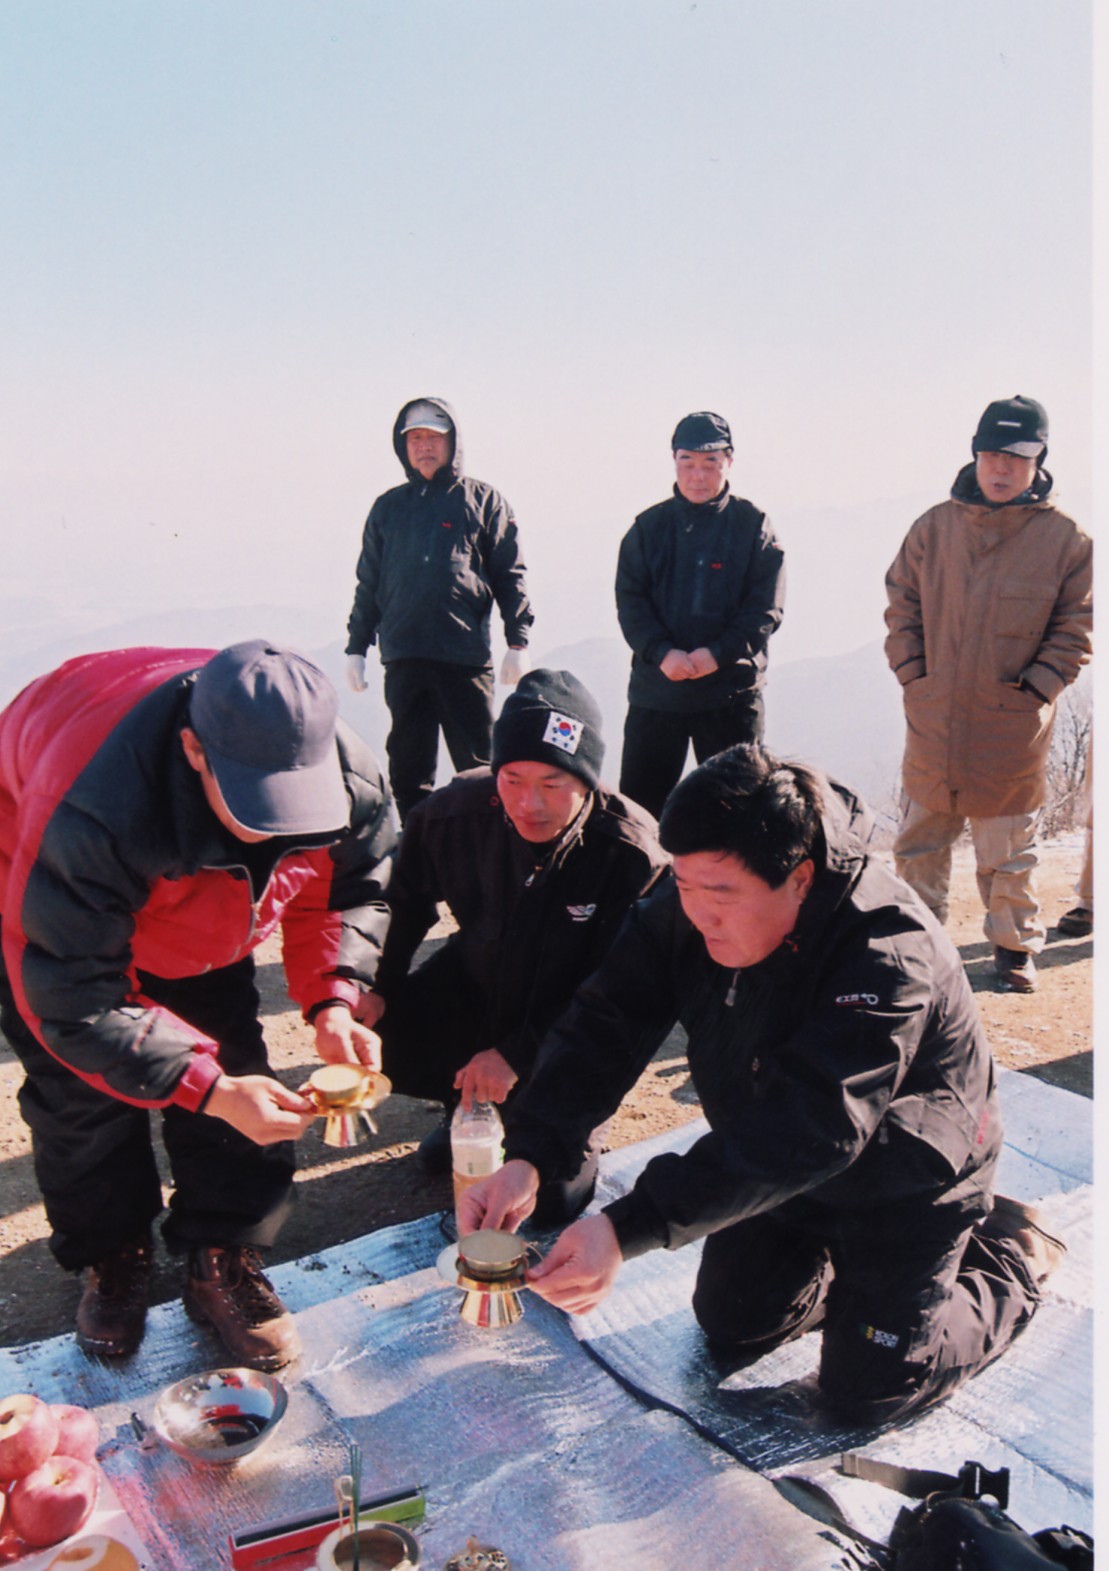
[455,1230,529,1283]
[307,1064,391,1111]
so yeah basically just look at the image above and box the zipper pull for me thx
[725,971,737,1007]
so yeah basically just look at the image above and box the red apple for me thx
[51,1404,100,1463]
[0,1393,60,1481]
[7,1453,98,1547]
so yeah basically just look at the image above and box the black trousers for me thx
[2,957,296,1271]
[383,658,495,821]
[619,692,765,821]
[691,1187,1041,1425]
[379,943,599,1226]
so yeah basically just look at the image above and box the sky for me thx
[0,0,1098,670]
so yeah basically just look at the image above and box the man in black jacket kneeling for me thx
[361,670,668,1225]
[460,744,1062,1424]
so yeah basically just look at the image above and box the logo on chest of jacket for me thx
[441,520,452,528]
[566,904,596,922]
[835,992,879,1007]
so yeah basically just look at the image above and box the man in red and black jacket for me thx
[0,641,395,1367]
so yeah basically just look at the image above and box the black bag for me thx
[841,1455,1093,1571]
[889,1495,1092,1569]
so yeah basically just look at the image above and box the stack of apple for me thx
[0,1393,99,1552]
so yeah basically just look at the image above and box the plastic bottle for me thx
[451,1100,504,1218]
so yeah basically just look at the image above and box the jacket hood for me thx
[787,778,873,954]
[950,459,1054,510]
[393,397,462,484]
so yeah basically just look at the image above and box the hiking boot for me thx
[993,947,1037,993]
[75,1233,154,1358]
[981,1195,1067,1285]
[183,1245,301,1371]
[417,1112,452,1175]
[1056,905,1093,938]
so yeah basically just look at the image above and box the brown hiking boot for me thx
[1056,905,1093,938]
[183,1245,301,1371]
[981,1195,1068,1285]
[75,1233,154,1357]
[993,947,1038,994]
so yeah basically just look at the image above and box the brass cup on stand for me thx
[306,1064,392,1148]
[437,1230,537,1329]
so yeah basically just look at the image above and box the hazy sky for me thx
[1,1,1096,667]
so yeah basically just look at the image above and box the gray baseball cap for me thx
[190,642,349,835]
[399,400,453,435]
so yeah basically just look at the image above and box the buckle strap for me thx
[840,1454,1010,1509]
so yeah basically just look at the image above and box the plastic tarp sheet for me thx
[0,1068,1090,1568]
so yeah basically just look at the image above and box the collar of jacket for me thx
[776,781,871,962]
[950,460,1054,510]
[507,790,596,883]
[671,481,732,524]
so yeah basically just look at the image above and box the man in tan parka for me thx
[885,396,1092,994]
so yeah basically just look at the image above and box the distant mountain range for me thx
[0,603,910,817]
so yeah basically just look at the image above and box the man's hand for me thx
[313,1003,381,1069]
[499,648,527,687]
[204,1074,316,1144]
[355,991,386,1030]
[345,653,368,693]
[454,1048,518,1108]
[526,1214,622,1315]
[456,1159,539,1235]
[660,648,698,682]
[687,646,719,677]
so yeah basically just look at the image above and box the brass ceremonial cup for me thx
[438,1231,533,1329]
[307,1064,392,1148]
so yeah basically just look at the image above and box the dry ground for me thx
[0,835,1091,1349]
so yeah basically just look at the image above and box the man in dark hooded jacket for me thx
[345,397,533,820]
[459,744,1061,1425]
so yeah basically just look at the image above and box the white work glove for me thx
[499,648,527,687]
[345,653,368,693]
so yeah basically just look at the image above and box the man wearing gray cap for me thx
[345,396,533,821]
[615,411,786,820]
[0,642,395,1366]
[886,396,1093,994]
[362,669,668,1223]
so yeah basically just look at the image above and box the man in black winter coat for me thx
[361,670,668,1224]
[460,744,1063,1425]
[345,397,533,821]
[615,411,785,819]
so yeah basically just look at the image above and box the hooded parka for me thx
[885,464,1092,818]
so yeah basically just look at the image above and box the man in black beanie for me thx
[363,669,668,1222]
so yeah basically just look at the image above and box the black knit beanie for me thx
[492,670,604,789]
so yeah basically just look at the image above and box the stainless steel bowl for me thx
[151,1368,287,1464]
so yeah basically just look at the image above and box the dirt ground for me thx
[0,835,1091,1349]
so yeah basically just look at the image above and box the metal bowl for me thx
[151,1368,287,1465]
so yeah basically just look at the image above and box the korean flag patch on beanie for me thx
[492,669,604,789]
